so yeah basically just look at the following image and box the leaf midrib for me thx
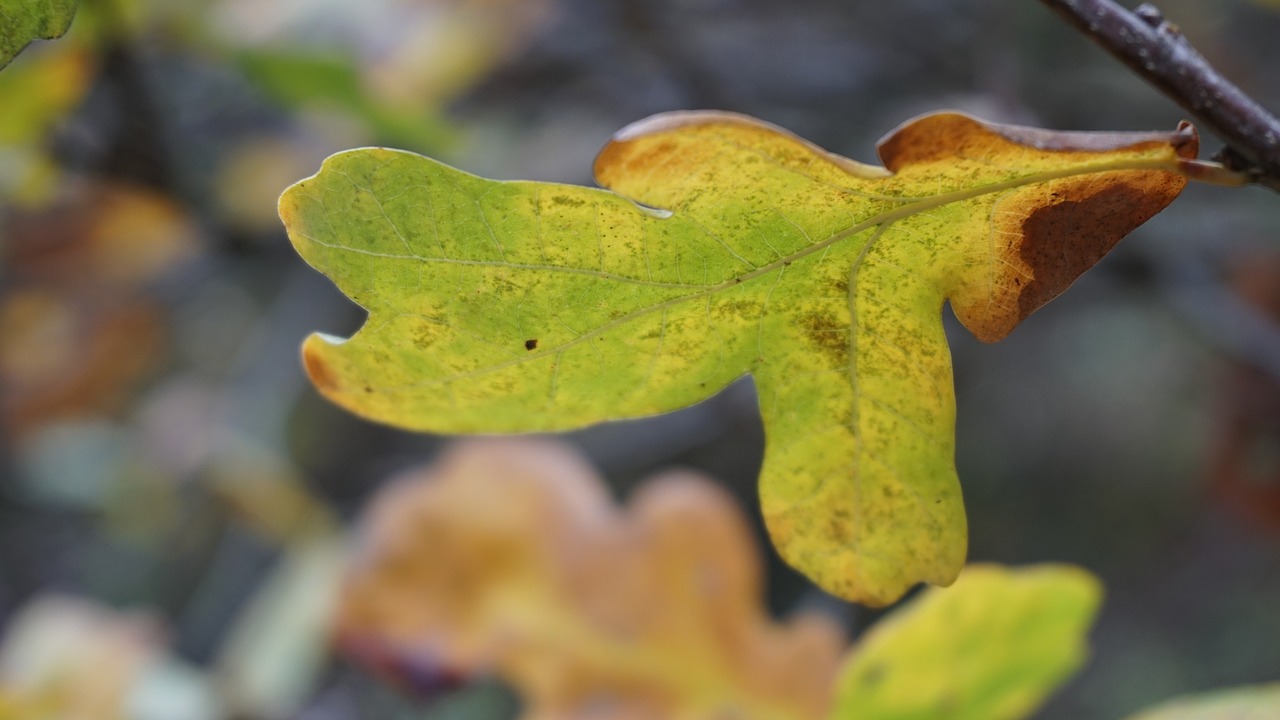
[351,155,1179,391]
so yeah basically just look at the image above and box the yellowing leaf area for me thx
[282,110,1197,605]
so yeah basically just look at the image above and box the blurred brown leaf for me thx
[1208,253,1280,533]
[0,290,163,434]
[4,182,200,289]
[338,439,845,720]
[0,181,200,437]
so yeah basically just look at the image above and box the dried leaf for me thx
[283,110,1195,605]
[830,564,1101,720]
[338,439,846,720]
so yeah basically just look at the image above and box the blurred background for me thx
[1,0,1279,717]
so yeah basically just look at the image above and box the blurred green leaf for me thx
[0,42,88,144]
[214,535,346,719]
[236,49,454,152]
[0,40,90,200]
[830,564,1101,720]
[1124,684,1280,720]
[0,0,79,69]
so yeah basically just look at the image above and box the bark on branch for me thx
[1041,0,1280,193]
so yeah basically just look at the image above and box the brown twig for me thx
[1040,0,1280,193]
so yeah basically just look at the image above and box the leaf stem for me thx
[1039,0,1280,193]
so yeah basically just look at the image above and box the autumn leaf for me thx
[1123,684,1280,720]
[337,439,847,720]
[1,181,200,436]
[282,110,1196,605]
[830,564,1101,720]
[0,0,79,69]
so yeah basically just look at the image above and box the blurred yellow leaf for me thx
[830,565,1101,720]
[338,439,846,720]
[1124,684,1280,720]
[0,44,89,143]
[205,438,335,543]
[0,595,159,720]
[0,42,92,201]
[0,595,222,720]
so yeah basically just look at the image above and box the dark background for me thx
[1,0,1278,717]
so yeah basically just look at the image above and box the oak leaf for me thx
[337,439,847,720]
[282,110,1196,605]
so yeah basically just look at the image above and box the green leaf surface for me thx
[830,564,1101,720]
[281,110,1194,605]
[0,0,78,69]
[1124,684,1280,720]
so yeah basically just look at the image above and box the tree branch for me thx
[1040,0,1280,193]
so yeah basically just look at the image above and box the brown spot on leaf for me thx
[524,339,538,351]
[714,299,757,320]
[1016,183,1164,320]
[550,195,584,208]
[955,166,1188,343]
[798,310,849,366]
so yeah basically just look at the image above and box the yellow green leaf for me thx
[1124,684,1280,720]
[830,564,1101,720]
[0,0,78,69]
[337,439,847,720]
[281,110,1195,605]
